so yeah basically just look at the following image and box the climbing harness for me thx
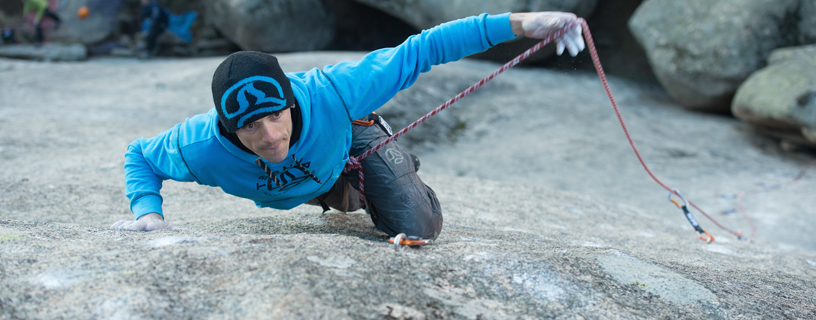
[347,18,751,245]
[388,233,433,251]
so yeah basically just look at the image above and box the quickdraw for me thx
[668,189,715,243]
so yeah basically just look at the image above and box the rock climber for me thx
[111,11,586,239]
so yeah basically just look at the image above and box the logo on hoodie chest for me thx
[255,159,316,195]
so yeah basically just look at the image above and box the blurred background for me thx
[2,0,814,150]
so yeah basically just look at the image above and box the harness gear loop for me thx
[352,119,375,126]
[668,189,714,243]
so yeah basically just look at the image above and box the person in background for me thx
[2,28,17,44]
[22,0,61,44]
[139,0,169,57]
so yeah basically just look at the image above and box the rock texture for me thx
[732,45,816,147]
[629,0,804,112]
[203,0,335,52]
[1,53,815,318]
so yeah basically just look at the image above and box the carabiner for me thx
[697,230,714,243]
[388,233,432,251]
[668,188,688,208]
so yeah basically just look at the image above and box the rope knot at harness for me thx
[343,156,366,208]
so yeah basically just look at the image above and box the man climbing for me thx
[22,0,61,44]
[112,11,585,239]
[139,0,169,57]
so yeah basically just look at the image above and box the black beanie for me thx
[212,51,295,133]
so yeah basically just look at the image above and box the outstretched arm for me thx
[320,12,584,121]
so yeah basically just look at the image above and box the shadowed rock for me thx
[352,0,598,63]
[203,0,335,52]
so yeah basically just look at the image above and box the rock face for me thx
[629,0,803,112]
[0,43,86,61]
[732,45,816,147]
[1,52,816,319]
[203,0,335,52]
[352,0,598,63]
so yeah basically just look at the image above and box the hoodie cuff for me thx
[484,12,516,47]
[131,194,164,220]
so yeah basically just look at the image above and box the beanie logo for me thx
[220,76,288,129]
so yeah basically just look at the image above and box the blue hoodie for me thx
[125,13,517,220]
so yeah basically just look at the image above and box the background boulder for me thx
[801,0,816,43]
[352,0,598,63]
[0,0,119,45]
[51,0,122,45]
[629,0,804,112]
[202,0,334,52]
[732,45,816,147]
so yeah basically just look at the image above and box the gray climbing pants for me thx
[305,114,443,239]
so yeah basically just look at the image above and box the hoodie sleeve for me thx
[124,123,197,220]
[320,12,516,121]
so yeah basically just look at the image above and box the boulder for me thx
[629,0,803,112]
[732,45,816,147]
[51,0,122,45]
[352,0,598,63]
[203,0,334,52]
[0,43,86,61]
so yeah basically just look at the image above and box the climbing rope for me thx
[346,18,747,242]
[577,19,742,242]
[718,158,816,237]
